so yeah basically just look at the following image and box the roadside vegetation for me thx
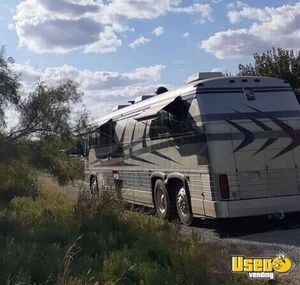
[0,175,265,285]
[1,46,298,284]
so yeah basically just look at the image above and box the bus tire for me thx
[154,179,174,220]
[90,176,99,195]
[176,184,193,225]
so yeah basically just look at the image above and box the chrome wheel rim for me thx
[156,187,167,213]
[91,179,98,194]
[177,187,189,216]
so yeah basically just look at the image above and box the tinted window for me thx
[88,123,116,148]
[149,110,169,139]
[88,132,99,147]
[149,110,196,139]
[88,123,125,159]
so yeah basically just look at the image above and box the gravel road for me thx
[180,216,300,284]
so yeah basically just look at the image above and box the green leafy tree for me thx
[6,80,85,143]
[0,47,87,188]
[0,47,20,129]
[0,47,88,147]
[238,48,300,100]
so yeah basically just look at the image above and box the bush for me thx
[31,135,84,185]
[0,159,38,201]
[8,179,74,229]
[52,155,84,185]
[0,180,256,285]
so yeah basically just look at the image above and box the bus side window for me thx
[98,123,115,147]
[93,132,98,146]
[169,113,185,134]
[88,134,93,147]
[88,132,101,147]
[149,110,169,139]
[84,137,89,156]
[169,113,195,135]
[149,110,197,140]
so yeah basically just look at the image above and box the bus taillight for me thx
[219,174,230,200]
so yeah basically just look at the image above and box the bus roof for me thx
[86,75,289,131]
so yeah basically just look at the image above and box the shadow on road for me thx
[121,202,300,247]
[194,212,300,247]
[130,204,300,246]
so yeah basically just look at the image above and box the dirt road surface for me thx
[179,214,300,283]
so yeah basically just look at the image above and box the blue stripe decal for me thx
[196,86,292,94]
[198,91,243,94]
[201,110,300,122]
[246,105,300,159]
[255,138,277,155]
[224,119,255,152]
[231,108,279,154]
[197,86,289,91]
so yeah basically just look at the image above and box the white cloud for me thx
[84,27,122,53]
[39,0,99,18]
[201,29,269,59]
[228,6,270,23]
[99,1,212,24]
[10,63,167,120]
[170,3,213,22]
[14,0,112,54]
[12,63,165,90]
[226,1,247,10]
[201,3,300,58]
[210,67,228,74]
[152,26,165,37]
[212,0,222,4]
[13,0,213,54]
[12,63,40,84]
[183,32,190,38]
[129,36,151,49]
[17,17,105,54]
[5,108,20,130]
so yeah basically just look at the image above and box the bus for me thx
[81,72,300,225]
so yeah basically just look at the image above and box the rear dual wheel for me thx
[154,179,193,225]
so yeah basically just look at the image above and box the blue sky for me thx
[1,0,300,121]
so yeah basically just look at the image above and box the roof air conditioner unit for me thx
[186,72,224,84]
[112,105,129,111]
[134,95,154,104]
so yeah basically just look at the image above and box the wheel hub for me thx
[157,188,167,213]
[177,187,188,215]
[91,180,98,194]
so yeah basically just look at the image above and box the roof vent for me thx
[186,72,224,84]
[134,95,154,104]
[155,86,168,95]
[112,105,129,111]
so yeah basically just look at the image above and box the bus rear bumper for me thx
[204,195,300,218]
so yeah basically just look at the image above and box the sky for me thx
[1,0,300,124]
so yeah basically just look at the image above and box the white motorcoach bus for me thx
[81,72,300,225]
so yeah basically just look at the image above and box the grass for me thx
[0,177,269,285]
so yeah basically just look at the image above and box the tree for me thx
[0,48,88,147]
[0,47,20,129]
[7,81,84,141]
[0,48,88,187]
[238,48,300,100]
